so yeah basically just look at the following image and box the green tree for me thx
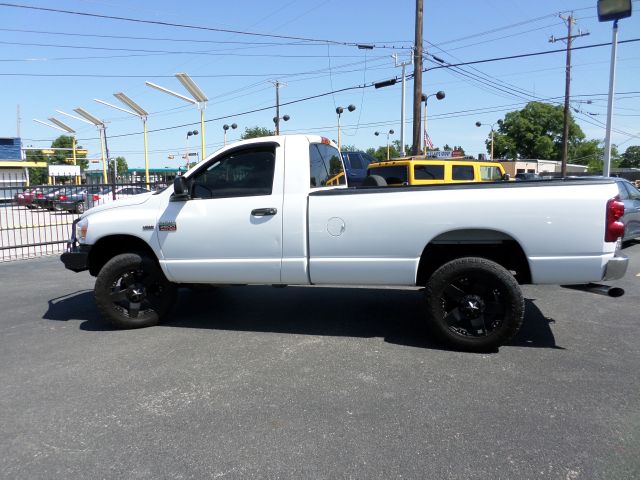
[490,102,585,159]
[240,126,274,139]
[340,144,359,152]
[368,144,400,162]
[26,149,47,185]
[570,139,600,166]
[115,156,128,176]
[585,145,620,173]
[619,146,640,168]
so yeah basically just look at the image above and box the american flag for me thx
[424,129,434,150]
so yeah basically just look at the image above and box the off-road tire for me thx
[94,253,176,329]
[425,257,524,352]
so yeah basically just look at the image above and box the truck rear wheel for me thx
[424,257,524,352]
[95,253,176,329]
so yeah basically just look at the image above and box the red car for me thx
[14,188,38,208]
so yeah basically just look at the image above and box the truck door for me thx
[156,143,284,284]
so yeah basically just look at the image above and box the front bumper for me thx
[61,244,90,272]
[603,252,629,281]
[60,218,90,272]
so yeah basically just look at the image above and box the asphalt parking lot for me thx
[1,243,639,480]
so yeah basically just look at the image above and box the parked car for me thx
[367,158,507,186]
[616,178,640,242]
[341,151,378,186]
[14,188,39,208]
[84,185,150,211]
[53,186,110,214]
[515,172,542,181]
[32,187,64,210]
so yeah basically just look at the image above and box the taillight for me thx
[605,197,625,242]
[37,193,44,199]
[59,195,67,201]
[92,194,100,201]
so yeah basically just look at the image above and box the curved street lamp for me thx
[56,108,110,184]
[222,123,237,146]
[421,90,445,154]
[146,72,208,161]
[375,129,395,161]
[475,120,502,160]
[335,104,356,151]
[95,93,151,185]
[33,117,80,185]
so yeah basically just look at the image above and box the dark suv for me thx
[341,151,378,186]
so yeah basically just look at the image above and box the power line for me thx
[423,38,640,74]
[0,40,382,58]
[0,27,333,46]
[7,38,638,79]
[0,2,408,49]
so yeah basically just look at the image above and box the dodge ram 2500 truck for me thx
[61,135,628,351]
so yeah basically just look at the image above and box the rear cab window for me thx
[310,143,345,188]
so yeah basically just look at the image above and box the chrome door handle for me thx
[251,208,277,216]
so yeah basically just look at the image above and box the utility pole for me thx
[411,0,424,156]
[393,53,413,157]
[17,105,21,138]
[271,80,286,135]
[550,14,589,176]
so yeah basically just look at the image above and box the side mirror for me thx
[502,173,510,181]
[173,176,189,199]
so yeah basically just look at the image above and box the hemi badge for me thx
[142,225,155,231]
[158,221,177,232]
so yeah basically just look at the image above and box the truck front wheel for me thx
[95,253,176,329]
[424,257,524,352]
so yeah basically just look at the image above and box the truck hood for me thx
[83,192,154,216]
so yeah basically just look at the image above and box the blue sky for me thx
[1,0,639,168]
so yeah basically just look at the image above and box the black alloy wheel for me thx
[425,257,524,352]
[95,253,176,329]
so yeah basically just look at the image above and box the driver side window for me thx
[191,146,275,199]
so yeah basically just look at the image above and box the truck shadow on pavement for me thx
[43,286,562,351]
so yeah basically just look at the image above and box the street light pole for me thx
[185,130,198,170]
[602,20,619,177]
[597,0,631,177]
[95,93,150,185]
[375,130,395,160]
[475,121,500,160]
[146,73,209,161]
[57,108,109,183]
[223,123,237,146]
[335,105,356,151]
[33,117,80,184]
[421,91,445,154]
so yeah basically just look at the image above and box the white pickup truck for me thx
[61,135,628,351]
